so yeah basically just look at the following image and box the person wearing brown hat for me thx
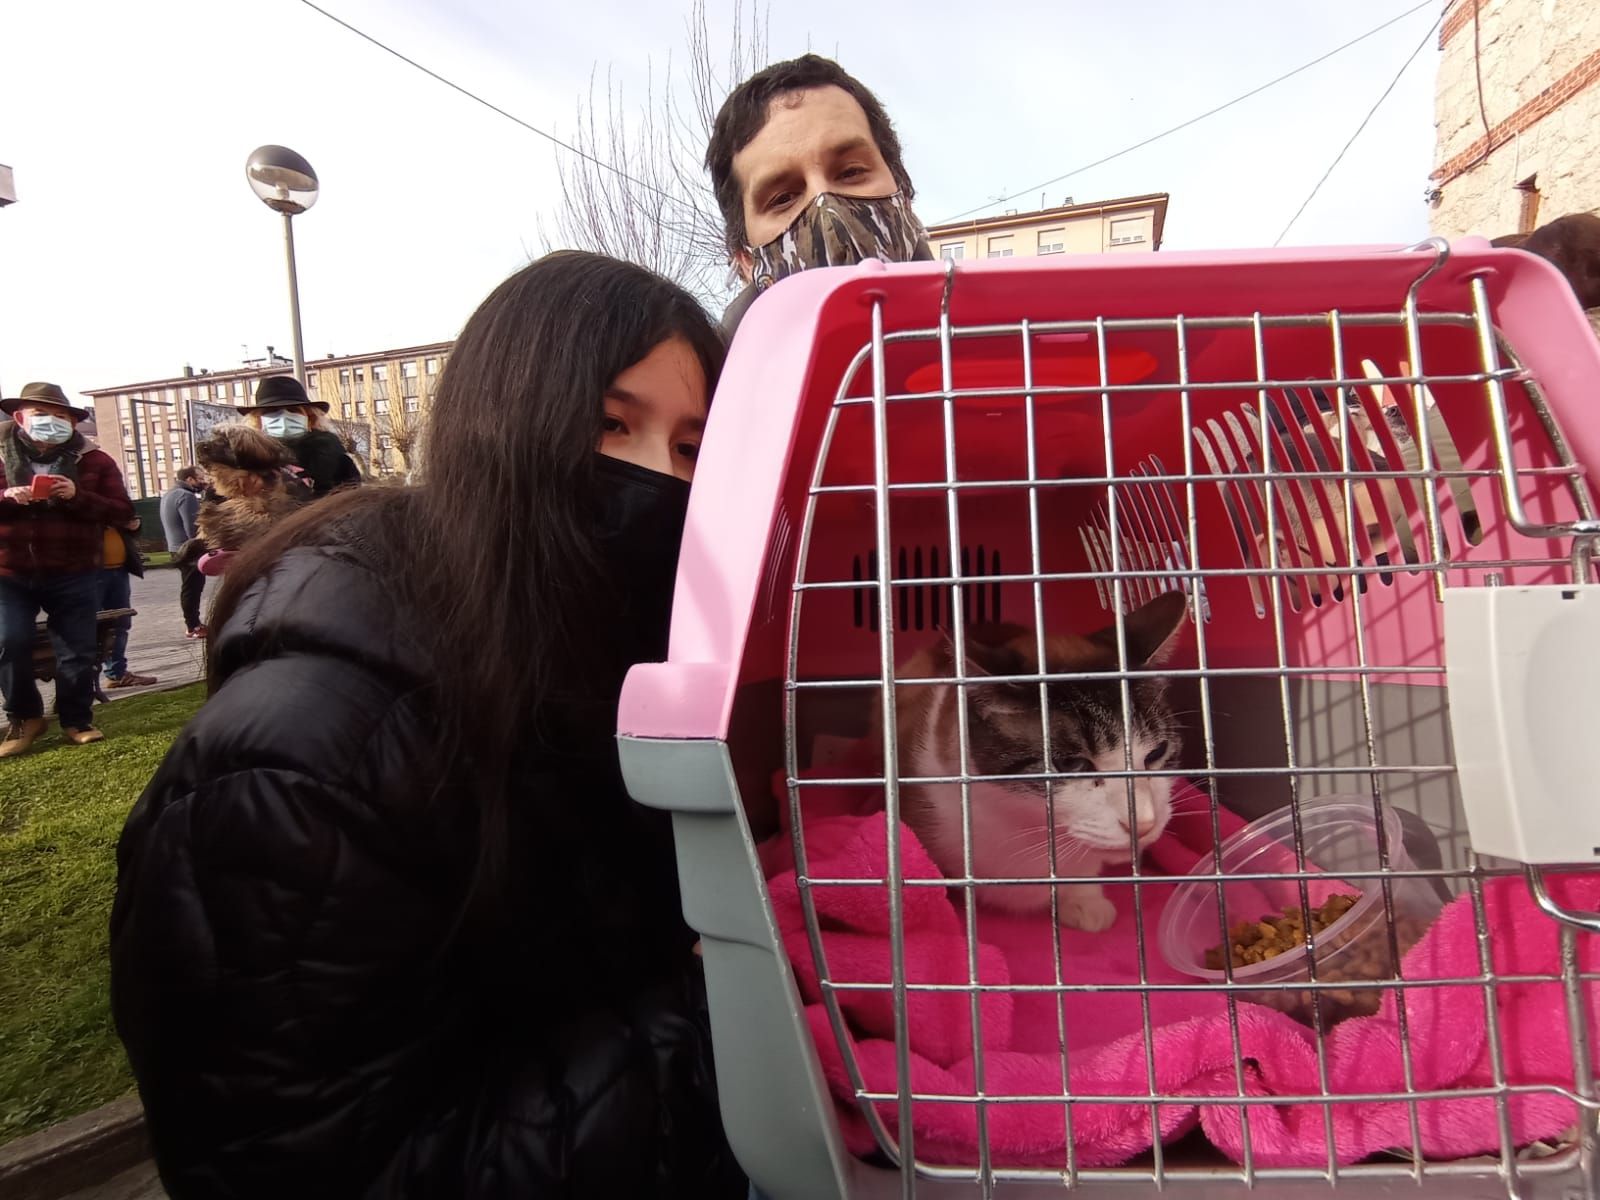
[238,375,361,497]
[1,382,135,756]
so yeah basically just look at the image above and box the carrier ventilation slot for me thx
[759,505,795,627]
[1080,456,1210,621]
[850,545,1002,632]
[1191,376,1480,616]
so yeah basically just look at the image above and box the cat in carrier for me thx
[887,592,1188,930]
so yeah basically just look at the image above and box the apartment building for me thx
[923,193,1169,262]
[85,341,451,497]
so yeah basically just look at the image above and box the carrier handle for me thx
[1527,866,1600,936]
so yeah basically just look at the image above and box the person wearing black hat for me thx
[239,375,361,498]
[1,381,135,757]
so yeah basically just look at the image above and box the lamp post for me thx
[125,396,173,501]
[245,146,319,387]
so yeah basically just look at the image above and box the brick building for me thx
[1428,0,1600,238]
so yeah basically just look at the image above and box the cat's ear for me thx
[951,628,1030,713]
[951,627,1025,679]
[1088,591,1188,667]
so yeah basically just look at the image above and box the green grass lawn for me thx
[141,550,175,569]
[0,684,204,1145]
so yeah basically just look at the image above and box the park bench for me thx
[32,607,136,705]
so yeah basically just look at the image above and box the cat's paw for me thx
[1058,887,1118,932]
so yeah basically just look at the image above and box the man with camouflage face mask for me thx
[706,54,932,333]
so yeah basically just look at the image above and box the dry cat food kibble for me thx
[1203,893,1359,970]
[1203,891,1433,1024]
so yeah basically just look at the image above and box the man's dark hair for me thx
[706,54,914,256]
[176,466,201,484]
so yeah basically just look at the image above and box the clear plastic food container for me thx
[1159,795,1445,1024]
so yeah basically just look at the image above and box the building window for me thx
[216,383,229,399]
[1109,217,1145,246]
[1037,228,1065,254]
[405,396,420,413]
[379,434,394,450]
[401,361,418,378]
[339,368,351,385]
[425,357,440,374]
[122,425,131,441]
[156,448,167,462]
[355,401,366,418]
[375,398,391,415]
[1517,175,1540,234]
[987,236,1014,258]
[353,367,364,383]
[373,364,387,382]
[940,243,965,261]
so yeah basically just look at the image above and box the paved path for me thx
[117,568,208,694]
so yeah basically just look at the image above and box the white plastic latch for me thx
[1444,583,1600,864]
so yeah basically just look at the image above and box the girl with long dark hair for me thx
[110,252,743,1198]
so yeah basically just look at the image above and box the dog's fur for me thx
[175,424,307,563]
[1495,213,1600,310]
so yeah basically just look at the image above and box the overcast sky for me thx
[0,0,1443,397]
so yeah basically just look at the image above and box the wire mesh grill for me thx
[779,245,1600,1196]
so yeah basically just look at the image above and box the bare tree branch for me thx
[541,0,770,308]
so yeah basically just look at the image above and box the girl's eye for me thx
[676,442,701,462]
[1144,741,1170,768]
[601,415,625,435]
[1058,757,1094,774]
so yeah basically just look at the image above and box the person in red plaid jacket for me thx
[1,381,135,758]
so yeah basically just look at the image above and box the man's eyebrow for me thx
[826,135,874,159]
[745,136,879,203]
[746,163,800,205]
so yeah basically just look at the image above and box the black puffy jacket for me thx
[110,543,745,1199]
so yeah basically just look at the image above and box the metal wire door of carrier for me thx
[781,242,1600,1198]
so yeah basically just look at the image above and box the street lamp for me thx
[125,396,173,501]
[245,145,318,387]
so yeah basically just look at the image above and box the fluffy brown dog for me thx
[175,424,308,564]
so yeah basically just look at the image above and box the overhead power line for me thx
[293,0,673,200]
[936,0,1436,225]
[1273,10,1443,246]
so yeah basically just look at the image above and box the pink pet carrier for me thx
[618,241,1600,1199]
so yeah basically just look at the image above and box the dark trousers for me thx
[0,570,100,730]
[97,569,134,678]
[177,561,205,631]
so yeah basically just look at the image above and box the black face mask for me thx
[589,454,691,673]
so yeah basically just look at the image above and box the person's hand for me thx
[2,485,32,505]
[49,477,76,501]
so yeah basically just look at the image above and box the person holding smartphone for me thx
[1,381,135,756]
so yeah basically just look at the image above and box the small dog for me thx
[175,424,308,564]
